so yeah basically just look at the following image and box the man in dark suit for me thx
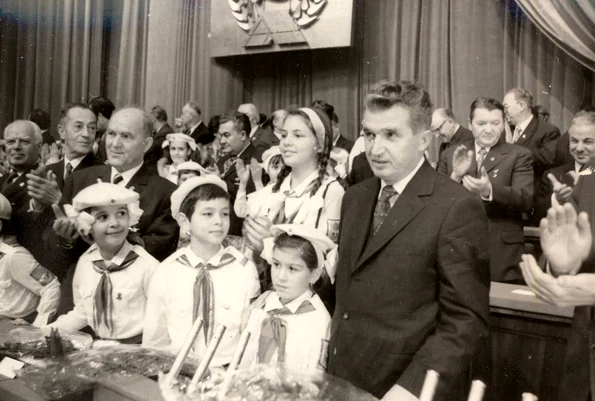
[438,97,533,283]
[328,81,490,400]
[331,112,355,153]
[1,120,46,258]
[238,103,274,151]
[431,108,474,160]
[217,110,263,236]
[182,101,213,145]
[346,150,374,186]
[503,88,561,185]
[520,110,595,401]
[145,105,174,173]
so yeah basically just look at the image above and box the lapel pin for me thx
[19,182,24,187]
[490,157,495,161]
[494,169,499,174]
[522,134,526,139]
[116,293,122,300]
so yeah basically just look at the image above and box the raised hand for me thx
[547,173,573,204]
[540,200,592,276]
[51,204,80,244]
[249,158,263,190]
[451,145,474,181]
[27,170,62,209]
[462,167,492,199]
[236,159,250,186]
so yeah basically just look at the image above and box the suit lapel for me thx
[516,117,537,146]
[481,143,508,173]
[352,163,433,273]
[347,178,379,273]
[54,160,66,189]
[127,165,150,195]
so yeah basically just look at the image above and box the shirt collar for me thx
[182,245,227,266]
[189,121,202,133]
[110,162,143,187]
[333,134,340,147]
[516,114,534,133]
[249,126,258,138]
[474,141,492,156]
[236,142,251,158]
[88,240,133,265]
[379,157,424,197]
[264,289,314,313]
[64,154,86,171]
[280,169,320,196]
[575,161,584,173]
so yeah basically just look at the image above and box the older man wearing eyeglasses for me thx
[431,108,473,162]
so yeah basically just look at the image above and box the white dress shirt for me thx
[49,241,159,339]
[0,241,60,327]
[63,155,86,176]
[379,157,425,208]
[110,163,144,187]
[142,245,261,367]
[513,114,534,142]
[240,290,331,372]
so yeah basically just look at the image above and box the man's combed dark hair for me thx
[180,183,230,218]
[311,100,334,122]
[272,107,332,197]
[59,103,94,125]
[469,97,505,121]
[151,106,168,122]
[28,109,51,130]
[364,80,433,134]
[89,97,116,119]
[220,110,251,137]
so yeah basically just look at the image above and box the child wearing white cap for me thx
[158,133,197,184]
[240,224,335,372]
[175,161,202,186]
[143,176,260,366]
[0,194,60,327]
[46,182,159,343]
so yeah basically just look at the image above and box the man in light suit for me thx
[238,103,274,151]
[328,81,490,401]
[519,107,595,401]
[438,97,533,283]
[217,110,263,236]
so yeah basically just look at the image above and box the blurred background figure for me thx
[28,108,56,146]
[88,96,115,163]
[533,105,550,122]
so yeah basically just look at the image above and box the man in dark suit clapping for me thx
[328,81,490,401]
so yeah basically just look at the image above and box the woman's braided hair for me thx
[272,107,333,196]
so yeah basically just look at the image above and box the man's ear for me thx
[143,136,153,153]
[418,130,432,152]
[57,124,66,141]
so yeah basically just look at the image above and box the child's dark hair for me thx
[273,233,318,271]
[180,184,230,218]
[272,108,332,196]
[269,154,283,168]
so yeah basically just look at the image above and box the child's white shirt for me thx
[49,241,159,339]
[0,241,60,326]
[241,290,331,373]
[142,245,261,367]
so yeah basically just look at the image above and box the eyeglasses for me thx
[432,119,448,134]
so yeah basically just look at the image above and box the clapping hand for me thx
[51,204,80,245]
[548,172,579,204]
[451,145,474,181]
[249,158,263,190]
[462,167,492,199]
[236,159,250,186]
[538,197,591,276]
[27,169,62,209]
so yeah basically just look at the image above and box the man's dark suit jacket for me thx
[438,140,533,283]
[438,126,474,160]
[514,117,561,184]
[42,130,56,146]
[347,153,374,186]
[216,144,263,236]
[144,123,174,173]
[533,161,575,223]
[188,122,214,145]
[328,161,490,399]
[47,153,99,190]
[250,126,278,151]
[335,135,355,153]
[553,131,573,167]
[556,174,595,401]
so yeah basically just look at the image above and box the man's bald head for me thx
[238,103,259,128]
[105,108,154,172]
[3,120,42,172]
[431,108,459,142]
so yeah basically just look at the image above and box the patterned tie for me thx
[222,157,237,175]
[257,299,316,364]
[176,252,236,344]
[372,186,397,235]
[477,147,487,175]
[512,127,522,143]
[113,173,123,185]
[64,162,73,180]
[91,251,139,335]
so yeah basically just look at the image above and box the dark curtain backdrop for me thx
[2,0,594,163]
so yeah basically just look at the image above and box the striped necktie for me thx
[477,147,487,175]
[177,252,236,344]
[64,162,73,180]
[257,299,316,363]
[91,250,139,335]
